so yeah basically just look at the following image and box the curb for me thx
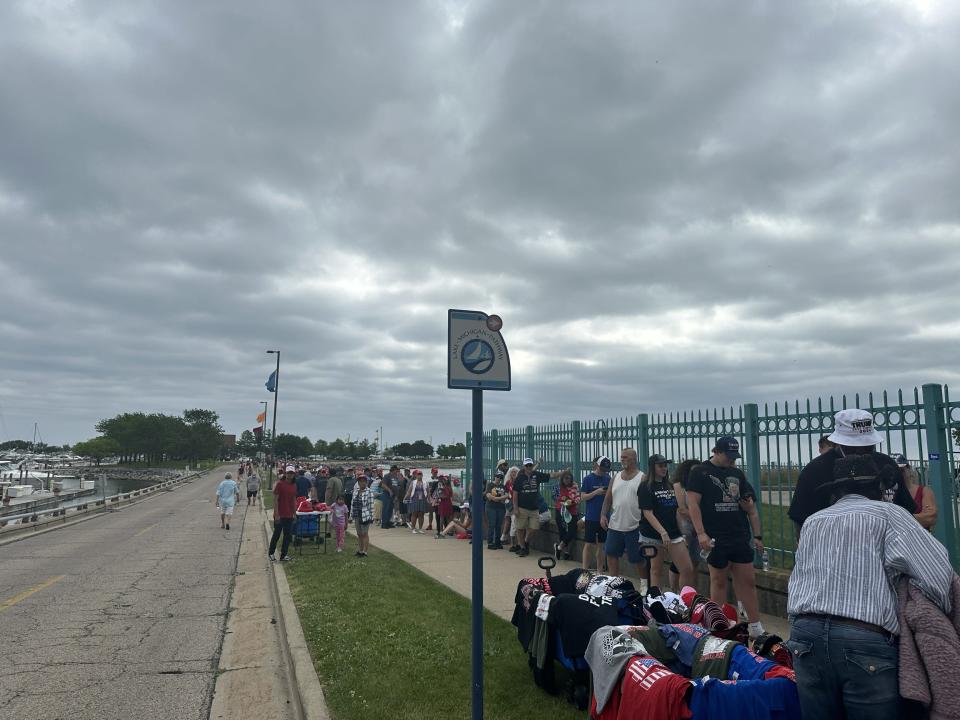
[0,472,202,548]
[261,512,330,720]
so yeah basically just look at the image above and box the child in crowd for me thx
[332,495,349,552]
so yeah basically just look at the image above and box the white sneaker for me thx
[336,548,343,553]
[412,529,417,534]
[268,554,276,561]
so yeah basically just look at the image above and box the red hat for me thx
[431,466,439,473]
[413,469,423,475]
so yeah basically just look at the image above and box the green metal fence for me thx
[467,383,960,571]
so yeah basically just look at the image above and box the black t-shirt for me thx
[637,477,680,539]
[547,593,621,658]
[686,461,756,543]
[789,449,915,527]
[514,470,551,510]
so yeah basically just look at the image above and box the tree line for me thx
[72,409,225,465]
[231,431,467,460]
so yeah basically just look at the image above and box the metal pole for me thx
[267,351,280,489]
[471,388,483,720]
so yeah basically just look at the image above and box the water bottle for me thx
[761,549,770,572]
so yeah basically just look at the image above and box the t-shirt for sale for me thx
[547,593,620,658]
[727,644,779,682]
[582,471,611,521]
[689,677,801,720]
[657,623,711,671]
[594,656,693,720]
[637,477,681,538]
[609,471,645,531]
[691,636,740,680]
[685,462,756,543]
[514,470,552,510]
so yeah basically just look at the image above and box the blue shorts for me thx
[605,528,644,564]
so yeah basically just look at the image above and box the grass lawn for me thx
[759,502,796,569]
[283,534,586,720]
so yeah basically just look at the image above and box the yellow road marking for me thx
[0,575,66,612]
[132,522,159,538]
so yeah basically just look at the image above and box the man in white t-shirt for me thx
[599,448,649,582]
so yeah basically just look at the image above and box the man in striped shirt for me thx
[787,454,953,720]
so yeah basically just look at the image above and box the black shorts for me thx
[247,490,258,498]
[707,538,754,568]
[583,520,607,544]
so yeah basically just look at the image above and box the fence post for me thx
[572,421,582,480]
[637,414,650,463]
[490,429,498,480]
[526,425,535,463]
[743,403,762,506]
[465,431,472,485]
[922,384,958,567]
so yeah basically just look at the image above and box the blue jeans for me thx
[486,504,505,545]
[381,493,394,527]
[788,616,901,720]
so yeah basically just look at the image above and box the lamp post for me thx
[266,350,280,489]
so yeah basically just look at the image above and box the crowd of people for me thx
[223,406,956,718]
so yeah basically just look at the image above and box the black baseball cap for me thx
[649,454,672,465]
[596,455,612,470]
[715,436,742,459]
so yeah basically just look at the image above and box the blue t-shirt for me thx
[216,479,238,506]
[581,472,611,521]
[295,475,312,497]
[727,644,778,681]
[690,677,800,720]
[657,623,710,670]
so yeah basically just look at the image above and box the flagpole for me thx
[259,401,268,459]
[266,350,280,489]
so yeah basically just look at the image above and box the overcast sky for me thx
[1,0,958,449]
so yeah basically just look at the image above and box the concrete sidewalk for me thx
[365,524,790,637]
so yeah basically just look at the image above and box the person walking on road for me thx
[245,469,261,506]
[215,472,240,530]
[269,465,298,561]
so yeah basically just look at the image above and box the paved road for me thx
[0,468,247,720]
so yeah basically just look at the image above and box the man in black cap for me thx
[581,455,612,570]
[380,465,401,529]
[686,436,765,639]
[787,453,952,720]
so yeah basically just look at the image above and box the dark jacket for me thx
[789,449,915,529]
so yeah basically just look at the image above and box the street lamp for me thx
[266,350,280,488]
[259,401,268,456]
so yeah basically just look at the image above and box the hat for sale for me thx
[714,436,741,459]
[892,453,908,467]
[597,455,612,470]
[522,458,535,466]
[827,409,882,446]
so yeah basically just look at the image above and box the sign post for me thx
[447,309,510,720]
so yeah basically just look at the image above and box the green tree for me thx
[235,430,259,457]
[410,440,433,458]
[73,437,122,465]
[273,433,313,458]
[436,442,467,459]
[181,409,224,464]
[314,438,329,456]
[0,440,31,452]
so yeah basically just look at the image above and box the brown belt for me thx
[798,614,893,637]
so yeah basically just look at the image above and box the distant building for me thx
[221,434,236,448]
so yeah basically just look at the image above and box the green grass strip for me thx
[283,533,586,720]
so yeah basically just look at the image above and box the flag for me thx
[265,370,277,393]
[257,411,267,424]
[253,426,263,440]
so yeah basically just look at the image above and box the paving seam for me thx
[260,510,329,720]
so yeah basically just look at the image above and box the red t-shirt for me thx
[274,480,298,519]
[593,656,692,720]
